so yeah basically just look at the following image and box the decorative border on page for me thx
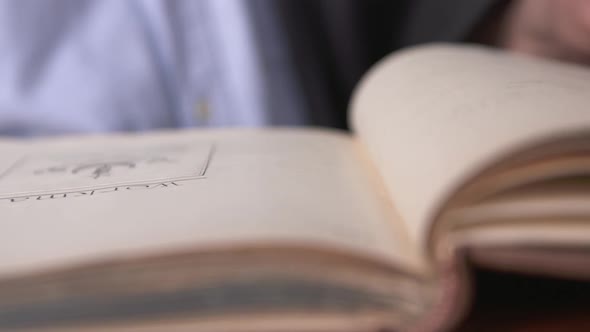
[0,143,215,203]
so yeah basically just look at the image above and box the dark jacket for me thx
[267,0,499,129]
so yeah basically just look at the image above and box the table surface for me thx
[454,268,590,332]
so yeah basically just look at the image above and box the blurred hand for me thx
[497,0,590,65]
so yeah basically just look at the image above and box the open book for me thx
[2,44,590,331]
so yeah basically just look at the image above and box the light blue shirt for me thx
[0,0,307,135]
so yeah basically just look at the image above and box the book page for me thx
[351,44,590,257]
[0,128,424,278]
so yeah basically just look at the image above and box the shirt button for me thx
[194,100,211,123]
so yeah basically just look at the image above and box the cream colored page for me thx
[0,128,421,278]
[352,44,590,255]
